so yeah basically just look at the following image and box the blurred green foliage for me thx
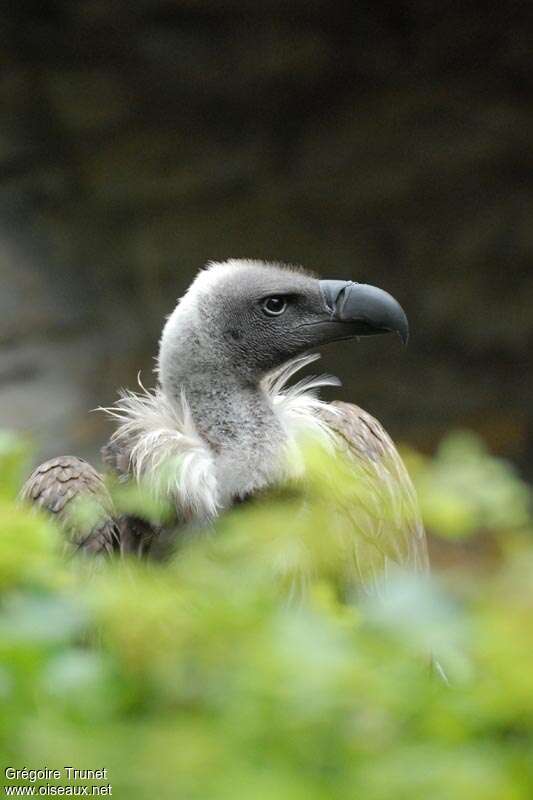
[1,431,532,799]
[407,431,531,538]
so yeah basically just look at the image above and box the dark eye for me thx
[262,296,287,316]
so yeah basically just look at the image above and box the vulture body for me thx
[21,259,428,586]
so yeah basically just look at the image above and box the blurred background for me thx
[1,1,531,473]
[2,5,533,794]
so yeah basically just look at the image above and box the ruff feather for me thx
[100,377,219,519]
[264,353,340,452]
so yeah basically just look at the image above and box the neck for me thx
[181,366,288,504]
[162,362,289,505]
[175,368,280,448]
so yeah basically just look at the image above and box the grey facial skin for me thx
[209,273,409,376]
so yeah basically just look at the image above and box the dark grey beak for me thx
[319,280,409,344]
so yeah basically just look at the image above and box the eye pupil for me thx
[263,296,287,316]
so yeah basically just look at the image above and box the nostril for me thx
[334,282,357,319]
[319,280,352,315]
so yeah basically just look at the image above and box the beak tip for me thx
[398,315,409,346]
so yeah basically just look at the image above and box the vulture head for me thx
[158,259,408,393]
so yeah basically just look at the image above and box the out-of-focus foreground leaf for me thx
[1,432,532,800]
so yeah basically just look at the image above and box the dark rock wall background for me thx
[1,1,531,471]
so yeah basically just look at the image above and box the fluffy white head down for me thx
[103,354,339,523]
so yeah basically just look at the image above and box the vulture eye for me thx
[262,296,287,316]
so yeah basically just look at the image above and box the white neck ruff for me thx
[102,353,339,523]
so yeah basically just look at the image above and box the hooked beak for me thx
[317,280,409,345]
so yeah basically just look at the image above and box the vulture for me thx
[20,259,428,588]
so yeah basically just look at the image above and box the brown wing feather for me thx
[101,438,132,480]
[20,456,118,556]
[318,401,428,592]
[101,439,165,557]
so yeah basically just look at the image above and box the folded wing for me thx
[19,456,118,556]
[318,401,428,592]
